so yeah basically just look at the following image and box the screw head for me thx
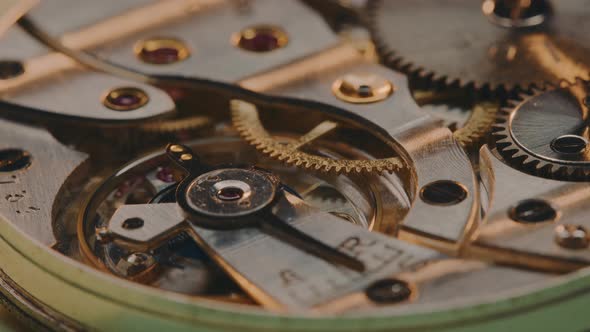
[509,199,557,224]
[103,87,149,111]
[332,73,394,104]
[365,278,413,303]
[0,60,24,79]
[180,153,193,161]
[420,180,468,206]
[170,145,184,153]
[232,25,288,52]
[135,37,190,64]
[0,149,31,172]
[555,224,589,250]
[184,169,276,220]
[551,135,588,154]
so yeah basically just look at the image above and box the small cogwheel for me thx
[413,90,499,146]
[139,116,212,134]
[453,102,499,147]
[493,80,590,180]
[230,100,405,175]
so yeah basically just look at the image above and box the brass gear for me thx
[453,102,499,147]
[139,115,212,133]
[413,90,499,146]
[492,80,590,180]
[77,116,214,153]
[230,100,405,175]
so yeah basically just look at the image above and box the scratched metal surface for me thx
[0,120,87,246]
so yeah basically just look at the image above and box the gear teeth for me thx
[506,99,521,107]
[230,100,406,176]
[139,116,212,133]
[499,107,512,117]
[453,102,499,146]
[493,81,590,181]
[89,115,213,152]
[492,137,508,147]
[367,0,590,93]
[529,86,546,95]
[524,159,541,170]
[511,151,528,160]
[537,164,553,177]
[516,92,534,101]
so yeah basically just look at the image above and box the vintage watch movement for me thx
[0,0,589,331]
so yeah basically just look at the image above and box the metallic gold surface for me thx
[331,72,394,104]
[231,100,405,175]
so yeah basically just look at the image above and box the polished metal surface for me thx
[369,0,590,91]
[0,119,86,246]
[469,146,590,271]
[0,0,589,331]
[107,195,439,311]
[184,168,277,218]
[26,0,338,82]
[494,82,590,180]
[0,25,175,123]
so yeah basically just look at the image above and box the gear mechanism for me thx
[453,102,499,147]
[139,115,212,133]
[493,80,590,180]
[230,100,405,175]
[414,90,499,146]
[368,0,590,92]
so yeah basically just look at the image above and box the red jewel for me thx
[111,94,141,107]
[240,32,279,52]
[217,187,244,201]
[140,47,180,64]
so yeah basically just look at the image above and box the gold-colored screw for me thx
[103,87,149,111]
[332,73,394,104]
[232,25,288,52]
[134,37,190,64]
[170,145,184,153]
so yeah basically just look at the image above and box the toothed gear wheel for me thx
[418,101,498,146]
[412,90,499,146]
[230,100,405,175]
[453,102,499,147]
[368,0,590,92]
[139,116,212,133]
[493,81,590,180]
[421,104,470,131]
